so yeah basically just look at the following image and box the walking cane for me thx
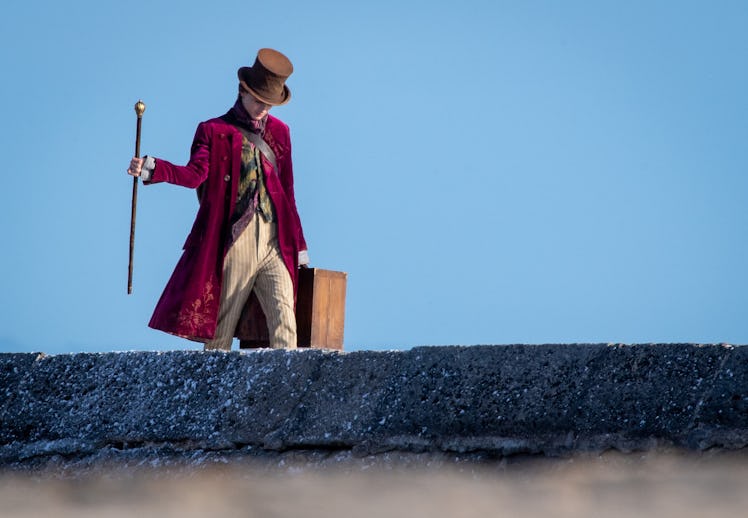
[128,100,146,294]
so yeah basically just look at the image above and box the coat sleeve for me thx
[145,122,211,189]
[278,126,308,253]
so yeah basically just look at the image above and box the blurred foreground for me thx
[2,449,748,518]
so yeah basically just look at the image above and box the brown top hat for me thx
[237,48,293,106]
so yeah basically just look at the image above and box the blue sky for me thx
[1,0,746,353]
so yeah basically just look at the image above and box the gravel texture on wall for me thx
[1,344,746,470]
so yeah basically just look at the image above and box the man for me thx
[127,48,308,350]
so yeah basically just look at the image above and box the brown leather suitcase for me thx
[237,268,347,350]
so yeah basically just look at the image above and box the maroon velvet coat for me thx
[145,112,307,341]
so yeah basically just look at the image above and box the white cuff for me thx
[141,156,156,182]
[298,249,310,266]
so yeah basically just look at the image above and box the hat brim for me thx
[238,67,291,106]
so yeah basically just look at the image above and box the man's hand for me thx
[127,157,144,177]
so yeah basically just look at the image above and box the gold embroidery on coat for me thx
[177,279,217,334]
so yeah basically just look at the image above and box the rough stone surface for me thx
[1,344,746,470]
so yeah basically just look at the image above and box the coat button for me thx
[222,156,228,161]
[224,175,230,182]
[219,133,226,139]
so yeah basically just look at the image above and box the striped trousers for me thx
[203,214,297,351]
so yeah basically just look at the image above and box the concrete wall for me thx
[1,344,747,469]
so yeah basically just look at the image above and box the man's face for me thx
[241,91,271,120]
